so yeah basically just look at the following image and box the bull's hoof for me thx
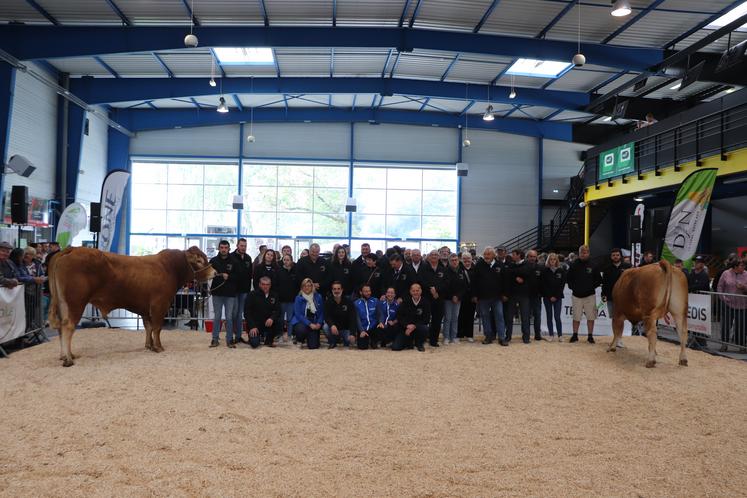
[679,359,688,366]
[607,347,616,353]
[152,346,164,353]
[145,344,154,351]
[62,358,75,367]
[645,360,656,368]
[59,354,77,360]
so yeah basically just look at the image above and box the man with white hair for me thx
[566,245,602,343]
[420,250,448,347]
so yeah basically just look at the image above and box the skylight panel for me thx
[213,47,275,65]
[705,1,747,32]
[505,58,574,79]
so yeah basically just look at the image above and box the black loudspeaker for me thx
[90,202,101,233]
[652,209,668,239]
[629,215,642,243]
[10,185,28,224]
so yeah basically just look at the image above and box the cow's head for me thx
[185,246,217,282]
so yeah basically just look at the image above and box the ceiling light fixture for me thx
[573,1,586,67]
[634,196,644,202]
[217,97,229,113]
[209,55,216,87]
[184,0,198,47]
[483,104,495,121]
[247,77,256,142]
[611,0,632,17]
[509,74,517,99]
[462,83,471,147]
[670,82,682,90]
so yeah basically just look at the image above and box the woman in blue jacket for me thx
[377,286,400,348]
[290,277,325,349]
[354,284,380,349]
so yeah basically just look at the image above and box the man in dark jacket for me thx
[209,240,238,348]
[392,282,429,352]
[231,238,253,344]
[354,253,382,298]
[566,245,602,343]
[296,243,329,294]
[324,281,357,348]
[507,249,541,344]
[600,248,631,320]
[380,253,416,300]
[473,246,508,346]
[688,256,711,293]
[420,250,448,347]
[244,276,281,348]
[351,243,372,290]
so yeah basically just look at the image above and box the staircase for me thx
[498,165,608,253]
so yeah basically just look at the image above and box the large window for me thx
[129,159,458,257]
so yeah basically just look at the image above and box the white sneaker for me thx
[452,338,459,344]
[547,335,555,342]
[467,338,475,343]
[557,336,564,343]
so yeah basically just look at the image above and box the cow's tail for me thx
[656,259,674,318]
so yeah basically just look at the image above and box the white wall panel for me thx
[244,122,350,160]
[5,63,57,200]
[542,139,589,200]
[76,107,108,204]
[460,130,538,249]
[129,125,241,157]
[354,123,458,163]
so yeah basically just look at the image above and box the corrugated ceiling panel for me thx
[414,0,494,32]
[222,64,278,77]
[380,98,423,111]
[548,69,615,92]
[38,0,121,24]
[49,57,112,76]
[673,29,747,52]
[150,99,195,108]
[516,106,556,119]
[333,50,389,77]
[117,0,187,25]
[659,0,737,13]
[265,0,332,25]
[424,98,468,113]
[336,0,405,26]
[444,59,507,84]
[546,3,640,43]
[611,10,710,48]
[100,53,169,77]
[548,110,595,122]
[192,0,264,25]
[286,94,330,108]
[276,50,331,76]
[157,51,213,76]
[331,94,355,107]
[645,80,717,100]
[594,72,639,94]
[480,0,566,38]
[394,53,452,80]
[621,75,669,96]
[496,74,550,89]
[237,94,287,108]
[0,0,48,23]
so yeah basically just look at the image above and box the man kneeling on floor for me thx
[324,281,356,349]
[245,276,281,348]
[392,282,429,352]
[355,284,380,349]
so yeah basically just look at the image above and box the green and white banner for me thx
[661,168,718,268]
[598,142,635,180]
[55,202,88,249]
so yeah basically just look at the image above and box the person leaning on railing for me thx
[716,258,747,350]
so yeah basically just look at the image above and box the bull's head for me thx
[185,246,217,282]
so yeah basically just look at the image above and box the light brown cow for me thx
[607,259,689,368]
[48,247,216,366]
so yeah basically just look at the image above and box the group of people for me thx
[210,240,745,352]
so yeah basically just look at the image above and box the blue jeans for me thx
[543,297,563,336]
[294,323,320,349]
[442,300,461,342]
[232,292,248,340]
[212,296,236,343]
[281,302,294,331]
[478,298,505,341]
[325,326,351,347]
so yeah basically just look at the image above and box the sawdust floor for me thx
[1,328,746,497]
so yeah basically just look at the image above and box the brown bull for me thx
[48,246,216,367]
[607,259,689,368]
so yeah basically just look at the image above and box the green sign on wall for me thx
[598,142,635,180]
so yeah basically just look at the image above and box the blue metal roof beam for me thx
[25,0,59,25]
[93,56,120,78]
[72,77,590,110]
[440,53,460,82]
[602,0,666,44]
[474,0,501,33]
[180,0,200,26]
[408,0,423,28]
[272,48,281,77]
[330,48,334,77]
[460,100,475,115]
[103,0,131,26]
[189,97,202,109]
[351,94,357,111]
[113,107,574,141]
[536,1,575,39]
[381,49,393,78]
[146,101,158,110]
[208,48,226,78]
[152,52,174,78]
[389,52,401,78]
[332,0,337,27]
[258,0,270,27]
[398,0,412,27]
[0,26,663,72]
[232,94,243,111]
[543,109,564,121]
[418,97,430,112]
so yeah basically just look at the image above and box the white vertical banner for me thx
[632,203,645,267]
[540,286,632,336]
[0,287,27,345]
[660,293,712,336]
[99,170,131,253]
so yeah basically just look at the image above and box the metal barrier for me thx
[0,283,48,358]
[697,291,747,353]
[79,283,211,331]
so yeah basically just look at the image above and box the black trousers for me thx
[293,323,320,349]
[457,300,476,338]
[248,323,280,348]
[428,298,444,346]
[357,329,381,349]
[508,295,531,341]
[381,325,399,347]
[392,324,427,350]
[503,299,514,336]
